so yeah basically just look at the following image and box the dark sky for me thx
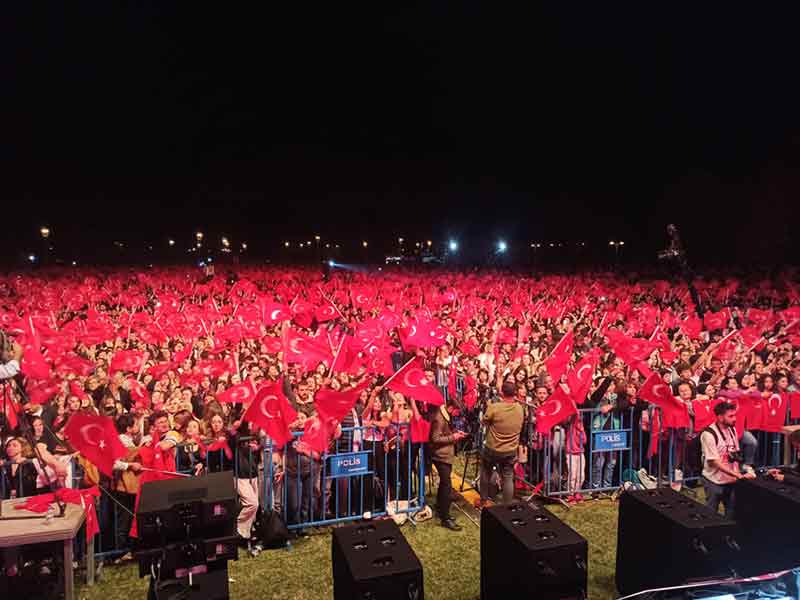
[4,4,800,266]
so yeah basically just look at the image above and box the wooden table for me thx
[781,424,800,465]
[0,498,95,600]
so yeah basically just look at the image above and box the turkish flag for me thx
[497,328,516,346]
[681,317,703,340]
[693,398,715,431]
[242,384,297,448]
[351,288,374,309]
[127,378,150,408]
[110,350,146,374]
[130,441,181,538]
[217,380,257,404]
[744,393,764,430]
[386,356,444,406]
[399,319,447,350]
[639,373,690,429]
[315,302,338,323]
[410,415,432,443]
[64,413,127,478]
[283,328,333,369]
[704,310,729,332]
[54,352,95,377]
[315,383,367,423]
[747,308,775,328]
[354,319,386,350]
[1,385,19,430]
[567,350,598,404]
[762,392,788,433]
[299,415,332,455]
[606,331,656,366]
[791,391,800,421]
[544,331,574,382]
[173,342,194,365]
[261,301,292,325]
[26,379,60,407]
[291,299,315,329]
[364,346,395,377]
[535,386,577,434]
[459,340,480,357]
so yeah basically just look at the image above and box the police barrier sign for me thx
[593,430,629,451]
[328,452,370,478]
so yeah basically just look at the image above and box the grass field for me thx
[77,497,620,600]
[76,470,624,600]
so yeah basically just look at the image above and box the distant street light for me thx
[168,239,175,246]
[362,241,368,248]
[497,241,507,253]
[448,240,458,252]
[40,227,51,239]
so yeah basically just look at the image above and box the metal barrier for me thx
[543,407,636,497]
[262,423,426,530]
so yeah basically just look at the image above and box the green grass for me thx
[76,498,623,600]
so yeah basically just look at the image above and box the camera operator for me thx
[701,401,755,519]
[767,430,800,487]
[0,332,23,380]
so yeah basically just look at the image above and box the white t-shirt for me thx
[701,423,740,485]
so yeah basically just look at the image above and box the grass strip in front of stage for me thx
[77,496,619,600]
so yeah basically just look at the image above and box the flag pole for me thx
[139,467,191,478]
[382,357,416,387]
[328,333,347,377]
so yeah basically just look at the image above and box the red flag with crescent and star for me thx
[639,373,690,429]
[567,349,599,404]
[761,392,788,433]
[535,386,577,434]
[315,383,368,423]
[217,380,257,404]
[242,383,298,447]
[386,356,445,406]
[64,413,127,477]
[544,331,574,382]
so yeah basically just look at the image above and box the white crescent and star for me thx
[80,423,106,449]
[577,363,592,382]
[403,368,426,388]
[261,395,279,418]
[768,393,782,416]
[652,384,669,400]
[270,309,282,322]
[538,400,562,418]
[289,338,303,354]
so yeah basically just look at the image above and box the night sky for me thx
[5,4,800,267]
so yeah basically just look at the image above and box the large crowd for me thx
[2,265,800,573]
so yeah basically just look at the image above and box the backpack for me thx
[687,426,718,473]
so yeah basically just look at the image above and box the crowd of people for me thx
[2,265,800,576]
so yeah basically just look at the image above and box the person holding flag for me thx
[429,396,468,531]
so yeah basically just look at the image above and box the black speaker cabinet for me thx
[331,520,424,600]
[481,502,588,600]
[616,489,742,596]
[146,561,230,600]
[136,471,237,545]
[735,476,800,575]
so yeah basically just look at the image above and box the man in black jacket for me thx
[429,403,467,531]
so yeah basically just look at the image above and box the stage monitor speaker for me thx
[331,520,424,600]
[136,470,237,545]
[735,476,800,575]
[616,488,742,596]
[480,502,588,600]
